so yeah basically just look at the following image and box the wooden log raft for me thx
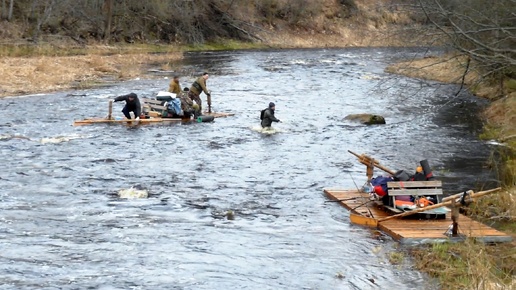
[350,187,502,227]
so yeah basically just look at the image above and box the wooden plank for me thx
[74,118,183,125]
[204,112,235,118]
[387,181,442,188]
[142,98,165,105]
[389,189,443,196]
[384,205,403,214]
[74,111,234,126]
[147,104,167,111]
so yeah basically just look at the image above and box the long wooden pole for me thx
[108,100,113,120]
[376,187,502,223]
[348,150,396,175]
[442,187,501,203]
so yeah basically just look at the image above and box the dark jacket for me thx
[114,93,141,117]
[261,108,279,127]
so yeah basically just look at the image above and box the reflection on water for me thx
[0,47,494,289]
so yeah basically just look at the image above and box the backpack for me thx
[260,108,267,120]
[370,176,394,196]
[167,98,182,115]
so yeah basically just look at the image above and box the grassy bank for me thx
[0,47,182,97]
[387,56,516,289]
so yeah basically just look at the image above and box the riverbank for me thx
[0,45,184,97]
[0,31,404,98]
[387,56,516,289]
[0,0,428,98]
[0,17,422,98]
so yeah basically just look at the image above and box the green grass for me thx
[0,42,182,58]
[0,39,270,58]
[479,124,502,140]
[388,251,404,265]
[185,39,270,51]
[504,78,516,92]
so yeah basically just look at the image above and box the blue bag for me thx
[370,176,393,195]
[167,98,182,115]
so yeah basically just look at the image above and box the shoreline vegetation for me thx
[386,56,516,289]
[1,0,514,288]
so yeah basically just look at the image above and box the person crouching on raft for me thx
[179,88,201,119]
[261,102,281,128]
[114,93,141,120]
[189,72,211,113]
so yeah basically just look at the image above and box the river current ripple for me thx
[0,48,496,289]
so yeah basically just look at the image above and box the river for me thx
[0,48,498,289]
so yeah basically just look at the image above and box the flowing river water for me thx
[0,48,498,289]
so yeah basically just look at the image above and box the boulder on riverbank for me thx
[345,114,386,125]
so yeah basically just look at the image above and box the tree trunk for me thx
[103,0,114,42]
[32,0,55,43]
[1,0,6,20]
[7,0,14,21]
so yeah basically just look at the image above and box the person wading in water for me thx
[260,102,281,129]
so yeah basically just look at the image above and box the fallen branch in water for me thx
[499,134,516,142]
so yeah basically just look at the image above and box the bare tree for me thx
[30,0,56,42]
[103,0,113,42]
[1,0,6,20]
[8,0,13,20]
[418,0,516,86]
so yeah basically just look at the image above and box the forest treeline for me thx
[0,0,361,44]
[0,0,514,82]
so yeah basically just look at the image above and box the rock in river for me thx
[345,114,386,125]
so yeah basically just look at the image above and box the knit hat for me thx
[269,102,275,108]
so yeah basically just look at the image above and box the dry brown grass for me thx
[386,55,482,85]
[411,240,515,290]
[468,188,516,224]
[484,93,516,138]
[0,51,182,97]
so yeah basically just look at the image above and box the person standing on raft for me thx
[189,72,211,113]
[261,102,281,128]
[113,93,141,120]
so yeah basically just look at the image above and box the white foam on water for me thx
[40,133,88,144]
[361,73,383,80]
[250,126,284,135]
[117,187,149,199]
[0,134,32,141]
[290,59,308,65]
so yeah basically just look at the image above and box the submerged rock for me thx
[345,114,386,125]
[118,187,148,199]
